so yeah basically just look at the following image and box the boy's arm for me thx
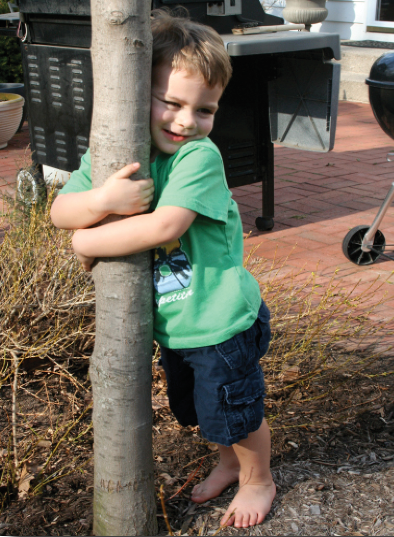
[72,206,197,270]
[51,163,154,230]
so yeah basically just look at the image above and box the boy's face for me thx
[150,64,223,159]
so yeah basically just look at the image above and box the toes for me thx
[192,494,205,504]
[234,511,246,528]
[256,511,265,525]
[221,511,235,527]
[221,510,262,528]
[248,512,258,527]
[191,484,205,502]
[242,513,251,528]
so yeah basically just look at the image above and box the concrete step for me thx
[340,45,389,74]
[338,44,392,103]
[339,71,369,103]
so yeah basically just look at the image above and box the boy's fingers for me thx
[143,184,155,199]
[114,162,141,178]
[139,178,154,190]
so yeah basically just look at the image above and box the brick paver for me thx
[239,101,394,328]
[0,123,31,197]
[1,103,394,329]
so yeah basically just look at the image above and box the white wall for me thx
[311,0,366,40]
[262,0,394,43]
[262,0,286,19]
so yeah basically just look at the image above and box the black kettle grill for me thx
[342,51,394,265]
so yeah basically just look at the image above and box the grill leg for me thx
[255,133,274,232]
[255,80,274,232]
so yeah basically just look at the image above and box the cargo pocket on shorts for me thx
[222,367,265,442]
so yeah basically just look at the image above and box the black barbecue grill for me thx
[3,0,341,231]
[342,51,394,265]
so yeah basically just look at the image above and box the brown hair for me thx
[151,8,232,89]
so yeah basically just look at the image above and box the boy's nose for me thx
[176,111,197,130]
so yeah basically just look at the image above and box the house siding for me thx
[263,0,394,42]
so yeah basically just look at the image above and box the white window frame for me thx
[366,0,394,29]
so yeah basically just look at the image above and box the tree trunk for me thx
[89,1,157,535]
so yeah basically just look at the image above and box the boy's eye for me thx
[164,100,181,109]
[199,108,214,115]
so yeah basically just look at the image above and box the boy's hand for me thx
[73,230,95,271]
[75,251,95,272]
[99,162,154,216]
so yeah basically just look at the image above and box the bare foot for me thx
[191,461,239,504]
[220,480,276,528]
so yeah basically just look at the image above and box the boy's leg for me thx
[160,346,198,427]
[221,418,275,528]
[191,444,239,503]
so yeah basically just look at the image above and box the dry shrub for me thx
[0,189,393,511]
[0,191,94,507]
[0,191,95,374]
[246,250,394,429]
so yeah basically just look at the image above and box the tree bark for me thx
[89,1,157,535]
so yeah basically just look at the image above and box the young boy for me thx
[51,9,275,529]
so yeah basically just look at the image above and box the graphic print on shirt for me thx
[154,239,192,296]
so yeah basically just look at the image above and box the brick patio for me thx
[237,101,394,326]
[1,101,394,325]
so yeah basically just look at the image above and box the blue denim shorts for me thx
[160,300,270,446]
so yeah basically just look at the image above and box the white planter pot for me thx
[282,0,328,31]
[0,93,25,149]
[0,84,27,131]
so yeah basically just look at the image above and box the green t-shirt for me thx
[60,138,261,348]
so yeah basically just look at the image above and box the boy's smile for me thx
[162,129,190,143]
[150,64,223,160]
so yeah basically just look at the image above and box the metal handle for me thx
[362,182,394,251]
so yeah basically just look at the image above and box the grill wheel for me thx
[342,225,386,265]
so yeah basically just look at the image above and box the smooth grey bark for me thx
[89,1,157,535]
